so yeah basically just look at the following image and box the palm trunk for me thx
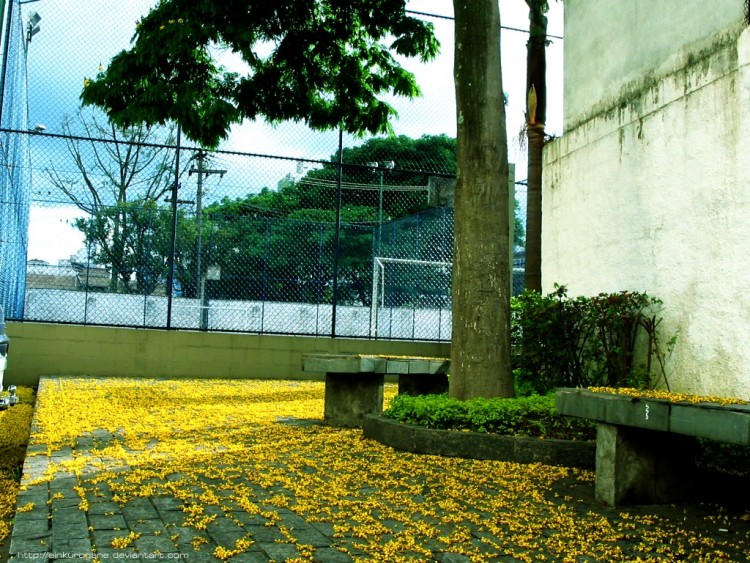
[525,124,544,291]
[524,1,548,292]
[450,0,513,399]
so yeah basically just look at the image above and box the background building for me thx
[544,0,750,397]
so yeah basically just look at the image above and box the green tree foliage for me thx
[80,1,439,147]
[200,134,456,306]
[74,202,176,295]
[299,134,457,218]
[194,203,375,306]
[339,134,457,174]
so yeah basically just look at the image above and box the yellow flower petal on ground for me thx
[1,379,747,561]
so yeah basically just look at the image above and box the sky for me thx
[20,0,564,264]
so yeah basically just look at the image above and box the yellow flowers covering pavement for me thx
[4,378,749,561]
[0,386,34,548]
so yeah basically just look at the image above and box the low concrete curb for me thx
[362,415,596,469]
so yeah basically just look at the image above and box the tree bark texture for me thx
[450,0,513,400]
[524,2,548,292]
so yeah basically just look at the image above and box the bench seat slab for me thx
[304,355,387,374]
[303,354,449,375]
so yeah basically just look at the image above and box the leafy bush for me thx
[383,393,595,441]
[511,284,669,395]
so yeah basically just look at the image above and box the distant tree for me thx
[294,134,524,243]
[299,134,458,219]
[200,135,459,306]
[191,196,372,306]
[340,134,458,175]
[45,109,179,293]
[73,201,177,295]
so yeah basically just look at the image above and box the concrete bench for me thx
[556,387,750,506]
[302,354,450,427]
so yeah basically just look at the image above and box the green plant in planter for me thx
[589,289,665,389]
[511,284,670,394]
[383,393,595,441]
[511,285,595,394]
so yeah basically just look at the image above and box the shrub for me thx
[383,393,595,441]
[511,284,668,394]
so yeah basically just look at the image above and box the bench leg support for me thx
[324,373,384,427]
[595,423,699,506]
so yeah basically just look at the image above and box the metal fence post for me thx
[316,221,324,335]
[331,128,343,338]
[165,126,181,330]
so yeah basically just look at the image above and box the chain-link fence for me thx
[1,0,532,341]
[371,207,451,340]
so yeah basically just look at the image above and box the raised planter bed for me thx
[362,414,595,469]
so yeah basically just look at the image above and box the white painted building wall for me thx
[563,0,746,129]
[544,2,750,398]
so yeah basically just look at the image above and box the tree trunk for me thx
[525,124,544,291]
[524,2,548,292]
[450,0,513,400]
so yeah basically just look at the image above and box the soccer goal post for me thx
[369,257,452,338]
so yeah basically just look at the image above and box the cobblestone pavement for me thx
[7,379,483,563]
[9,423,384,562]
[11,378,750,563]
[11,461,358,563]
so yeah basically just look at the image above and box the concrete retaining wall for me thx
[544,15,750,398]
[362,414,595,469]
[3,322,450,387]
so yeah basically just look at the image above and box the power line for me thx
[406,9,564,40]
[405,9,453,21]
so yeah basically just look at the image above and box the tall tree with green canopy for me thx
[450,0,513,399]
[524,0,550,292]
[80,1,439,144]
[201,134,458,306]
[296,134,458,220]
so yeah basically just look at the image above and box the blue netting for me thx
[0,1,31,320]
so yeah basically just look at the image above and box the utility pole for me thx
[189,150,226,330]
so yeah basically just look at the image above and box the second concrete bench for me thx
[556,387,750,506]
[302,354,450,427]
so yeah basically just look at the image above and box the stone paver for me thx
[8,377,509,562]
